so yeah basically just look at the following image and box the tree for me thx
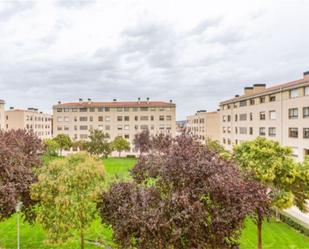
[204,137,231,160]
[53,134,72,156]
[31,153,105,249]
[233,137,309,249]
[133,130,151,155]
[86,129,112,158]
[0,129,43,221]
[72,140,87,152]
[43,139,60,156]
[112,136,130,157]
[98,135,268,249]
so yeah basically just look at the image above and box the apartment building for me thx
[220,71,309,160]
[0,99,4,130]
[5,108,52,140]
[52,99,176,153]
[186,110,220,141]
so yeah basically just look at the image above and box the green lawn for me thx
[0,157,308,249]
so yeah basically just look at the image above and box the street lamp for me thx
[15,202,23,249]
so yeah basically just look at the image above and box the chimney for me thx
[79,98,83,102]
[253,84,266,94]
[113,99,117,102]
[10,107,14,110]
[146,97,150,103]
[170,99,173,103]
[235,94,240,98]
[138,97,141,103]
[58,101,61,104]
[244,87,254,95]
[87,98,92,102]
[304,71,309,80]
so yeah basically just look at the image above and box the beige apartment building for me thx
[0,99,4,130]
[5,108,52,140]
[220,71,309,160]
[186,110,220,142]
[52,99,176,153]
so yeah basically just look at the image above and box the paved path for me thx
[283,202,309,228]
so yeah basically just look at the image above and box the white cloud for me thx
[0,0,308,119]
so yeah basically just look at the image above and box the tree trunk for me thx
[80,229,85,249]
[119,151,121,157]
[257,213,263,249]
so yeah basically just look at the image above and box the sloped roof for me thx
[53,101,176,108]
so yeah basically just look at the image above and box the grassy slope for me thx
[1,157,308,249]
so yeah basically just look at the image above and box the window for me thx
[80,108,87,112]
[64,126,69,131]
[269,95,276,102]
[239,114,247,121]
[105,107,110,112]
[259,127,266,136]
[133,107,138,112]
[117,116,123,121]
[260,97,265,103]
[235,114,238,121]
[72,108,78,112]
[80,125,88,130]
[105,116,110,122]
[223,116,226,122]
[150,108,156,111]
[227,115,231,122]
[249,127,253,135]
[124,116,130,121]
[166,115,172,121]
[260,112,266,120]
[124,134,130,139]
[105,125,110,130]
[64,108,70,112]
[89,107,95,112]
[289,128,298,138]
[80,116,87,121]
[250,113,253,121]
[235,127,238,134]
[98,116,103,122]
[269,127,276,137]
[124,125,129,130]
[288,108,298,119]
[57,108,62,112]
[250,99,255,105]
[140,116,148,121]
[117,107,123,112]
[269,110,276,120]
[305,86,309,96]
[140,107,149,111]
[151,115,154,121]
[57,126,62,131]
[124,107,130,112]
[80,134,88,139]
[89,116,93,122]
[117,125,123,130]
[57,117,63,122]
[239,100,247,107]
[98,107,104,112]
[303,107,309,118]
[239,127,247,134]
[141,125,148,130]
[159,115,164,121]
[303,128,309,139]
[135,125,139,130]
[290,89,298,98]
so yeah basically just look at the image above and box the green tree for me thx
[234,137,309,249]
[31,153,105,249]
[86,129,112,158]
[43,139,60,156]
[53,134,72,155]
[204,137,230,159]
[112,136,130,157]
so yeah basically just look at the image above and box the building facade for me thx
[52,99,176,153]
[5,108,52,139]
[186,110,220,142]
[0,99,4,130]
[220,71,309,160]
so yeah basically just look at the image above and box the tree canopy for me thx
[86,129,112,158]
[98,134,268,249]
[0,129,43,221]
[31,153,105,249]
[112,136,130,157]
[53,134,72,155]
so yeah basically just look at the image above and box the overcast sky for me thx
[0,0,309,119]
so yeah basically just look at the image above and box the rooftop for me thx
[53,100,176,108]
[0,99,4,104]
[220,73,309,105]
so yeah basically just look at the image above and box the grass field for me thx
[0,157,308,249]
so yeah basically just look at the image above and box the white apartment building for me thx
[186,110,220,142]
[5,108,52,140]
[0,99,4,130]
[220,71,309,160]
[52,99,176,153]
